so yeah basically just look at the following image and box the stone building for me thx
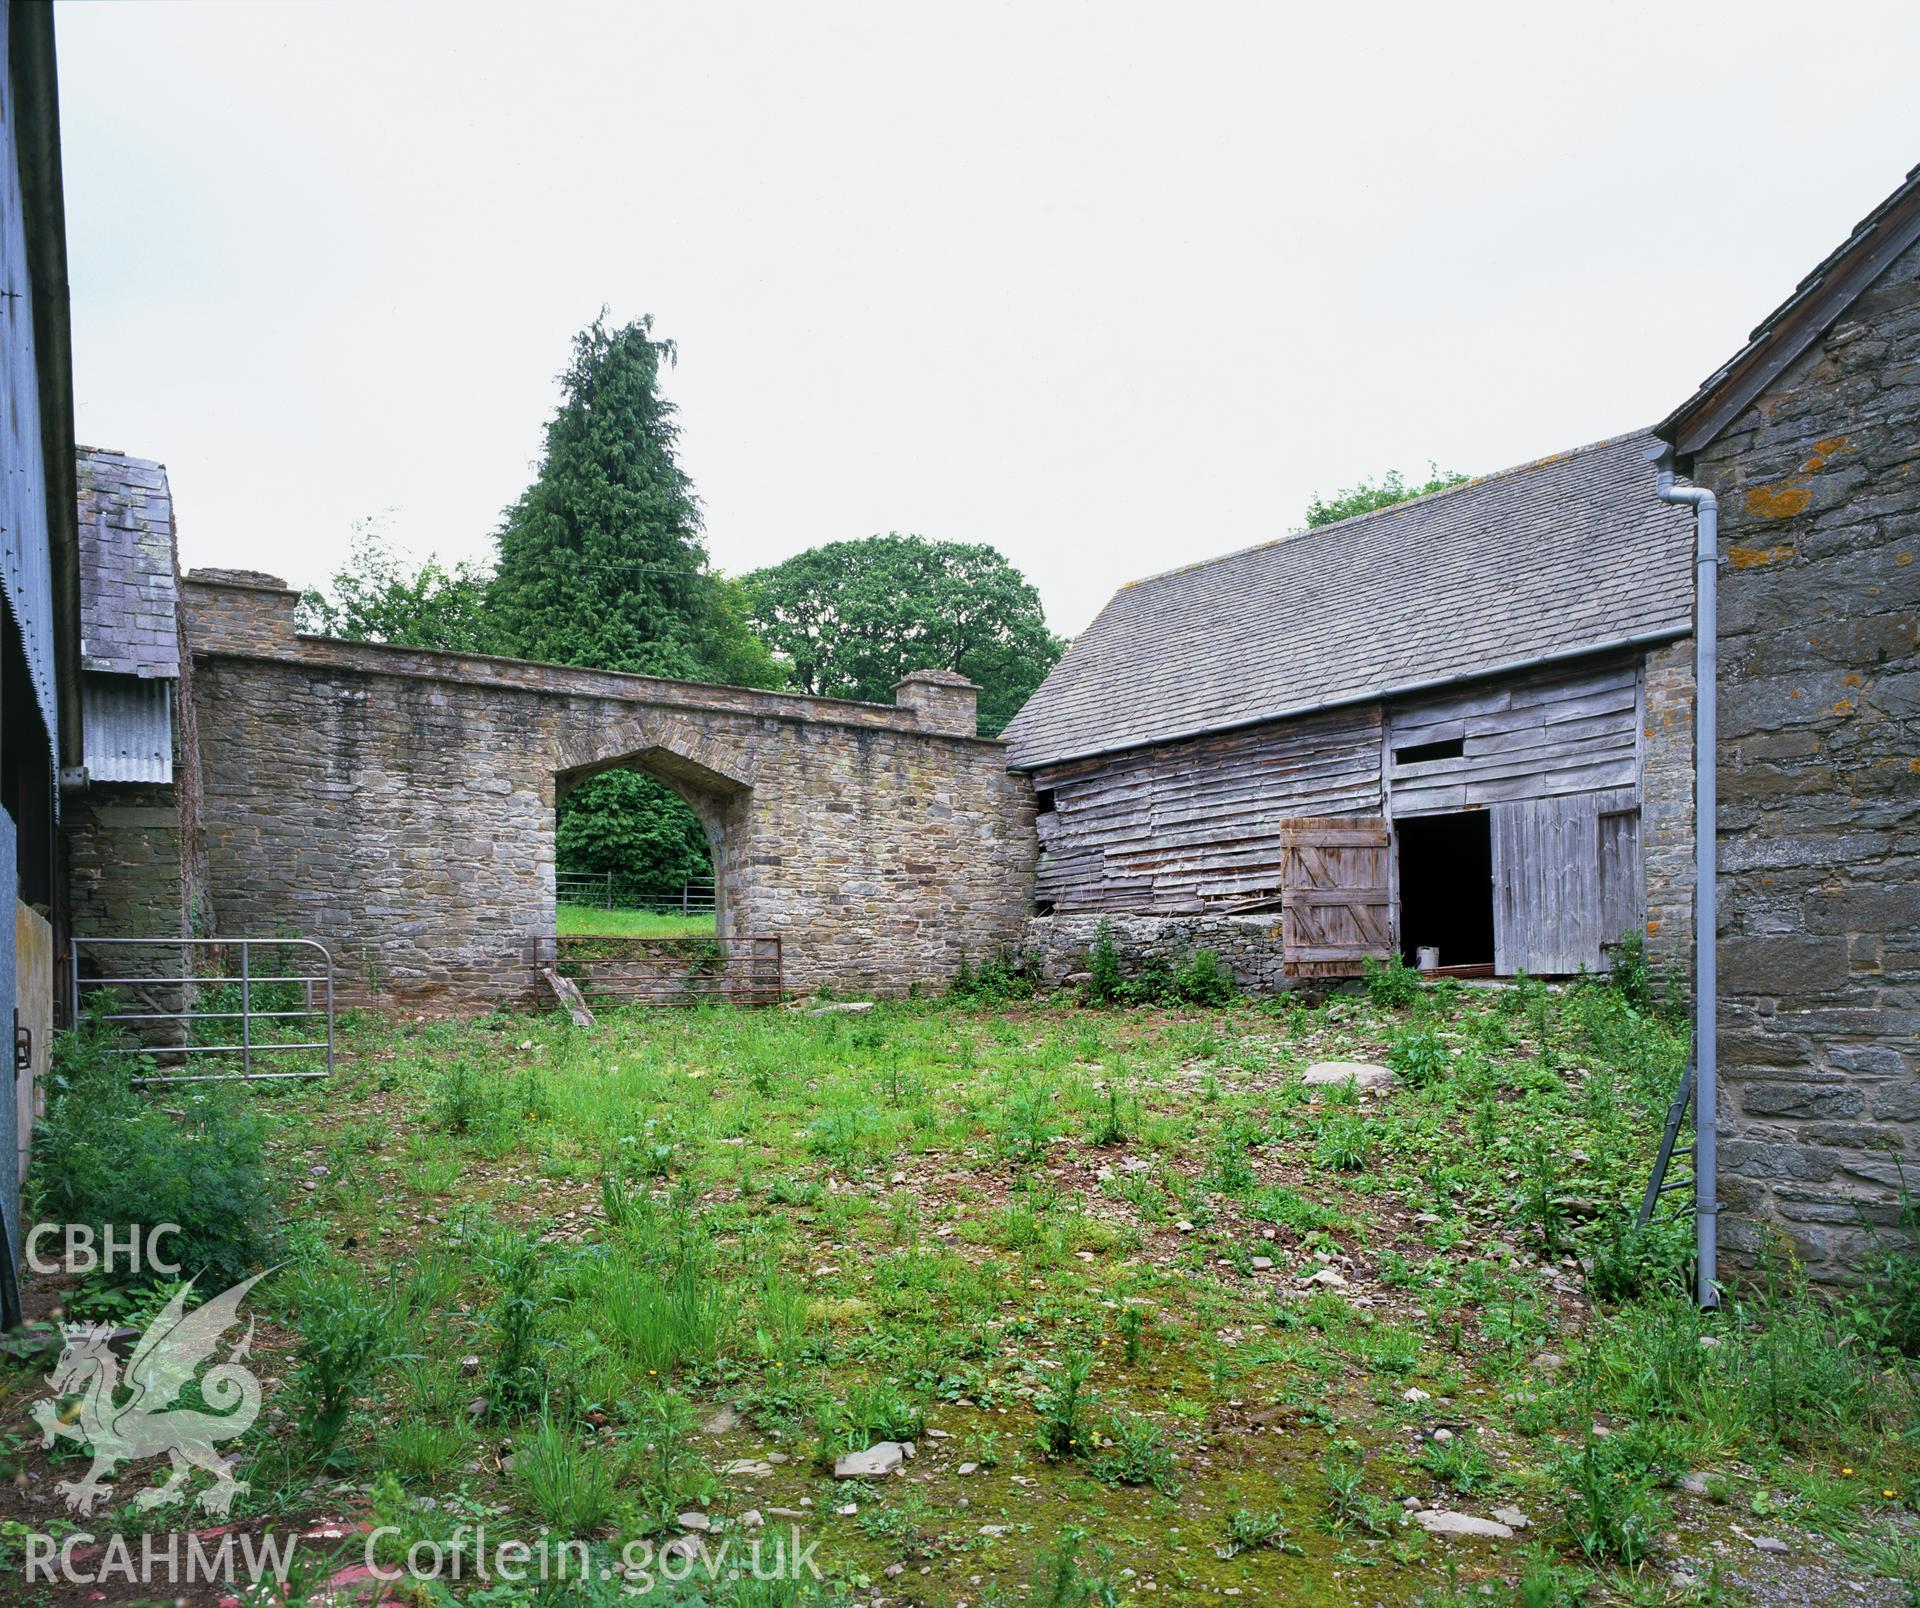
[64,448,204,947]
[1004,432,1699,994]
[1655,163,1920,1281]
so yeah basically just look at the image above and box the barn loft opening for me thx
[1396,812,1494,970]
[1394,736,1465,765]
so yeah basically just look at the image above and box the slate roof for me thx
[76,446,179,678]
[1003,430,1694,770]
[1658,161,1920,457]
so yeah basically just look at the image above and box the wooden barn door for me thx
[1279,816,1392,977]
[1490,788,1639,975]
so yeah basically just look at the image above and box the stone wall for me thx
[1022,912,1293,994]
[64,783,189,943]
[1688,232,1920,1281]
[180,577,1035,1007]
[1640,637,1697,992]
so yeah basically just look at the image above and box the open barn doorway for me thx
[1396,811,1494,970]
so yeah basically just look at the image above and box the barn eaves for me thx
[1004,430,1695,771]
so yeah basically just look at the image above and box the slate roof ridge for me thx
[1003,428,1693,770]
[1113,428,1653,597]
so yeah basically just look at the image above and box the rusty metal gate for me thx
[530,934,782,1009]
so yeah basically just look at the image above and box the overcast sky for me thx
[53,1,1920,636]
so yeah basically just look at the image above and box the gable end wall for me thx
[1688,231,1920,1282]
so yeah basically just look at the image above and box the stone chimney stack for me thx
[893,669,980,737]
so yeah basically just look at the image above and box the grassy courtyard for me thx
[10,963,1920,1605]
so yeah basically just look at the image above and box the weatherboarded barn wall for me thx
[179,573,1034,1006]
[1025,649,1694,983]
[1683,230,1920,1283]
[1031,705,1381,913]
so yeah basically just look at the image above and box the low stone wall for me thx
[1021,912,1293,994]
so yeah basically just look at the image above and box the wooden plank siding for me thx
[1032,706,1383,912]
[1491,786,1638,975]
[1279,817,1392,976]
[1385,658,1641,817]
[1026,652,1656,976]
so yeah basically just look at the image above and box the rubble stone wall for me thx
[179,576,1035,1007]
[1688,232,1920,1282]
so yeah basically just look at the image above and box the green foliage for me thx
[1553,1429,1666,1565]
[1363,952,1424,1009]
[1218,1507,1301,1558]
[1170,947,1237,1006]
[297,519,497,651]
[557,769,711,890]
[1320,1439,1400,1536]
[34,1012,276,1291]
[480,1226,549,1418]
[1029,1527,1121,1608]
[284,1264,407,1460]
[515,1413,620,1534]
[1606,929,1657,1012]
[817,1380,925,1453]
[1843,1167,1920,1358]
[1033,1351,1097,1461]
[1089,1412,1178,1493]
[1387,1026,1451,1087]
[742,532,1063,736]
[1313,1112,1372,1172]
[490,312,782,690]
[949,946,1042,1004]
[1585,1204,1692,1304]
[1304,462,1469,529]
[1083,920,1124,1007]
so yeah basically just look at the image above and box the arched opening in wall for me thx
[546,746,774,1007]
[552,748,744,939]
[556,773,715,936]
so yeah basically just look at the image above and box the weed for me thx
[1363,953,1424,1010]
[1034,1351,1097,1461]
[1089,1412,1178,1493]
[1416,1430,1495,1493]
[35,1011,276,1290]
[283,1264,407,1461]
[1555,1428,1666,1565]
[515,1414,620,1534]
[1171,947,1237,1006]
[1218,1506,1303,1558]
[1083,921,1124,1007]
[1520,1135,1570,1255]
[1321,1439,1401,1536]
[1313,1113,1373,1172]
[1088,1078,1132,1147]
[1388,1027,1451,1088]
[1029,1527,1120,1608]
[479,1227,548,1418]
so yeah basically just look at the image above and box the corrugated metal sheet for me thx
[81,673,173,783]
[1,0,61,761]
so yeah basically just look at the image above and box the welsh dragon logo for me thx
[31,1274,264,1517]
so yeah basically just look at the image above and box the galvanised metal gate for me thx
[69,936,334,1084]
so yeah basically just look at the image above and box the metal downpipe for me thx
[1651,444,1720,1308]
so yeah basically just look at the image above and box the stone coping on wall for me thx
[179,575,1006,746]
